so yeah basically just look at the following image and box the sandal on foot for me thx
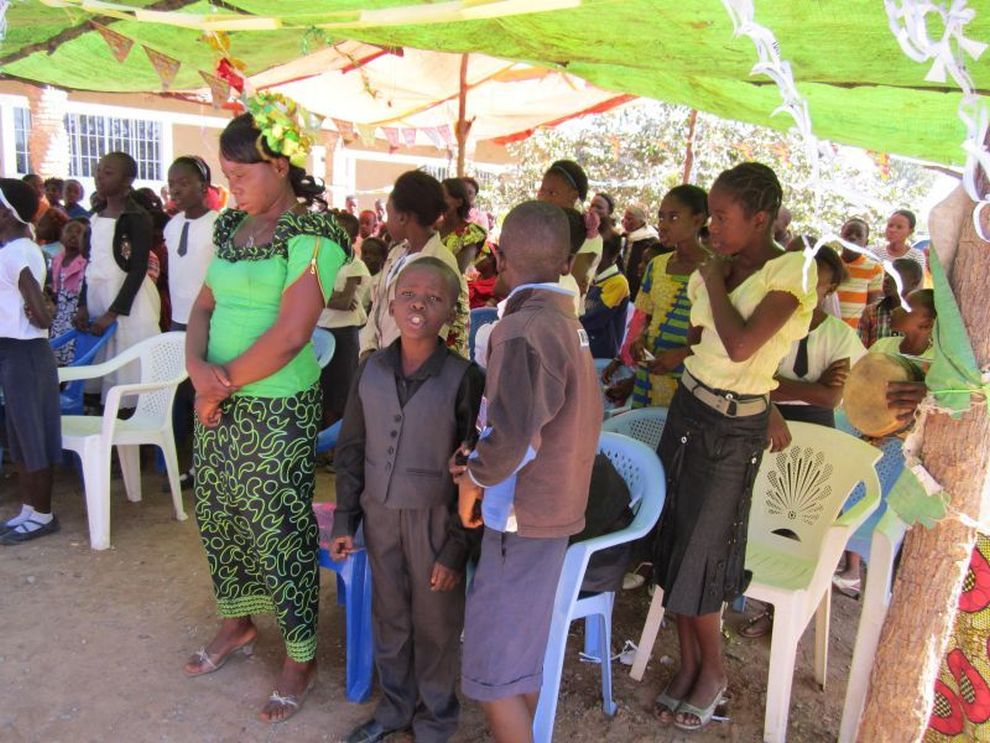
[261,680,314,724]
[654,687,683,724]
[832,574,861,598]
[184,639,255,677]
[739,609,773,639]
[674,685,726,732]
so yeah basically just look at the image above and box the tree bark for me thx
[682,109,698,184]
[857,206,990,741]
[455,53,470,178]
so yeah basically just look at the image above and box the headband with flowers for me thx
[244,91,323,170]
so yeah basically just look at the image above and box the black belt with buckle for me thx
[681,369,769,418]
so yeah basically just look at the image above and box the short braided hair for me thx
[712,162,782,224]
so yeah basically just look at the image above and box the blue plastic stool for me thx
[533,433,666,742]
[317,541,374,703]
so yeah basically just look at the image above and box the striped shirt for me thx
[836,254,883,329]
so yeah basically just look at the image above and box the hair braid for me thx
[713,162,782,222]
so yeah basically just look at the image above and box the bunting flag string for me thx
[355,122,377,143]
[382,127,401,152]
[142,45,181,89]
[91,21,134,63]
[332,118,356,144]
[401,128,418,147]
[199,71,230,109]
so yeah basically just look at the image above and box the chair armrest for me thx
[59,355,130,383]
[835,472,882,533]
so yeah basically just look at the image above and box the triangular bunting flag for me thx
[423,126,445,149]
[355,123,377,143]
[401,128,418,147]
[143,45,181,90]
[382,127,400,153]
[91,21,134,63]
[438,124,454,146]
[332,119,356,144]
[199,71,229,109]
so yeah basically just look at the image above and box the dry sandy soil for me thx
[0,461,862,742]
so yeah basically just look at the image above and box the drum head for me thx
[844,352,922,438]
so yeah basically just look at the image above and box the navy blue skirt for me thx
[653,382,769,616]
[0,338,61,472]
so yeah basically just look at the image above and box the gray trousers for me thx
[361,495,464,743]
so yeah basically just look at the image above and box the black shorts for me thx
[0,338,61,471]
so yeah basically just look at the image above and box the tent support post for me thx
[682,108,698,184]
[456,53,469,178]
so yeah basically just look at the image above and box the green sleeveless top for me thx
[205,209,350,398]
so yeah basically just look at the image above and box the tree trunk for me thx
[455,53,469,178]
[857,206,990,740]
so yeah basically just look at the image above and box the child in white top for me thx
[0,179,62,544]
[164,156,218,330]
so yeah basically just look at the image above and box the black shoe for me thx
[341,719,401,743]
[0,515,60,545]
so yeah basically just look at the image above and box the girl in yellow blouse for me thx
[651,163,817,732]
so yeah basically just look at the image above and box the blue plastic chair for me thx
[313,424,372,703]
[311,327,336,369]
[601,405,668,452]
[533,432,666,742]
[51,324,118,416]
[468,307,499,362]
[316,521,373,704]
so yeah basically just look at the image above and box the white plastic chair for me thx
[601,406,668,452]
[532,432,666,742]
[311,327,336,369]
[744,422,881,742]
[59,332,189,550]
[838,509,908,742]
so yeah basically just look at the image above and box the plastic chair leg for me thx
[533,611,570,743]
[631,586,665,681]
[839,524,904,742]
[763,606,799,743]
[158,434,187,521]
[117,445,143,503]
[79,440,112,550]
[813,591,830,690]
[595,596,618,717]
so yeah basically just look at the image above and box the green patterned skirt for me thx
[193,385,321,662]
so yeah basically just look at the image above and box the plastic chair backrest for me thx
[468,307,499,361]
[596,431,664,517]
[311,327,336,369]
[748,421,881,561]
[601,407,668,453]
[130,333,188,421]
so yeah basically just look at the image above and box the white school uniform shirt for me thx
[0,237,47,340]
[164,210,219,325]
[318,258,372,329]
[775,314,867,405]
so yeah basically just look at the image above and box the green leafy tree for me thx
[488,100,937,239]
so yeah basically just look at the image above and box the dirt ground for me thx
[0,461,863,742]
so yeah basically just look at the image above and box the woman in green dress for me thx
[182,101,350,723]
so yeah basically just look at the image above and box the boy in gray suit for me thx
[331,257,484,743]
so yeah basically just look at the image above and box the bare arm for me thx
[223,269,324,388]
[570,253,596,294]
[19,268,52,329]
[456,243,479,274]
[325,275,362,311]
[702,262,800,362]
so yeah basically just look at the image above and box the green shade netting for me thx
[885,249,988,528]
[3,0,989,165]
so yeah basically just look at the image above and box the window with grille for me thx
[14,107,32,175]
[421,163,451,182]
[65,113,162,181]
